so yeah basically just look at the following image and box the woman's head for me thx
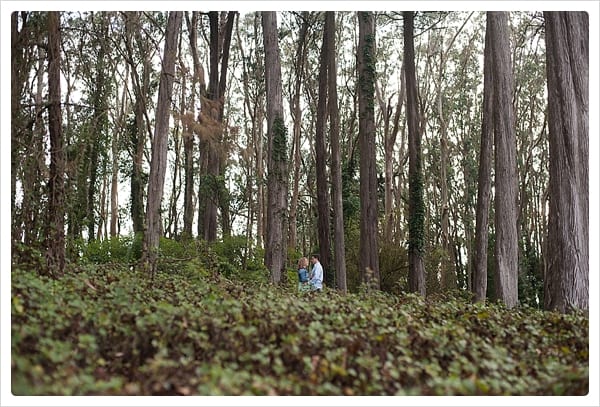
[298,257,309,268]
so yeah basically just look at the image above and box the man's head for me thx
[310,254,320,264]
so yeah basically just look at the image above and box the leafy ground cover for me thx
[11,262,588,395]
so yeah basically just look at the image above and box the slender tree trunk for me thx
[218,12,236,239]
[315,12,332,281]
[140,11,182,276]
[379,63,404,243]
[262,11,289,284]
[87,14,109,242]
[182,12,198,239]
[236,16,255,252]
[288,12,309,254]
[473,16,495,303]
[327,12,347,293]
[21,45,46,248]
[201,11,221,242]
[124,12,150,235]
[110,66,128,238]
[201,11,236,242]
[489,11,518,308]
[543,11,588,313]
[255,12,265,249]
[11,12,32,248]
[97,167,108,240]
[357,11,380,289]
[404,11,426,296]
[45,11,65,277]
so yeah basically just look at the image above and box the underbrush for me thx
[11,262,588,395]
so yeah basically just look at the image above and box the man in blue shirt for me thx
[309,254,324,291]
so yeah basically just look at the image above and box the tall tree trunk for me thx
[111,65,128,238]
[437,14,471,290]
[21,43,46,248]
[327,11,347,293]
[202,11,221,242]
[201,11,236,242]
[236,15,255,252]
[218,12,237,239]
[45,11,65,277]
[378,63,404,243]
[315,12,332,282]
[140,11,182,276]
[473,16,495,303]
[288,12,309,254]
[11,12,32,249]
[404,11,426,296]
[489,11,518,308]
[124,12,151,235]
[262,11,289,284]
[357,11,380,289]
[254,13,265,249]
[87,13,109,242]
[182,12,200,239]
[543,11,589,313]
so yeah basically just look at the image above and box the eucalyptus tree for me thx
[433,12,473,290]
[11,12,46,252]
[543,11,588,313]
[110,59,129,238]
[262,11,289,284]
[315,11,332,280]
[357,11,380,289]
[181,11,205,239]
[232,12,266,249]
[286,11,310,255]
[473,15,495,303]
[140,11,182,276]
[510,13,548,306]
[122,11,155,235]
[374,13,404,244]
[81,12,111,242]
[404,11,426,296]
[489,11,518,308]
[199,11,236,242]
[327,11,348,293]
[45,11,66,277]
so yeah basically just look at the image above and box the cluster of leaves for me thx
[12,260,588,396]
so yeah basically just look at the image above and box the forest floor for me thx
[11,261,588,396]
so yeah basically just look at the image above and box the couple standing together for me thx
[297,254,323,292]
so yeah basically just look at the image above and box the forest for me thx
[8,9,591,398]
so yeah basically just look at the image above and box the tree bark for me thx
[111,64,129,238]
[254,13,265,249]
[86,13,110,242]
[262,11,289,284]
[200,11,236,242]
[315,12,332,282]
[124,12,151,235]
[45,11,66,277]
[327,11,347,293]
[182,12,201,239]
[140,11,182,276]
[489,11,519,308]
[473,16,494,303]
[543,11,589,313]
[288,12,309,254]
[404,11,426,296]
[358,11,380,290]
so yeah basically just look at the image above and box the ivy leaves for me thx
[12,264,588,395]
